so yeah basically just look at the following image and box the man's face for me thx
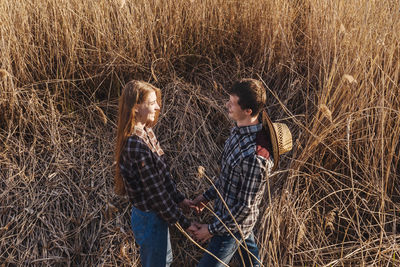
[225,94,250,122]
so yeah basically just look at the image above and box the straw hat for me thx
[264,113,293,171]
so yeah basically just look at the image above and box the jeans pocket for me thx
[131,208,150,246]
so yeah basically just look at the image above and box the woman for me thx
[114,80,196,267]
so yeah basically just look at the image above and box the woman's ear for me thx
[133,106,142,120]
[131,107,138,119]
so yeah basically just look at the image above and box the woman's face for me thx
[135,91,160,126]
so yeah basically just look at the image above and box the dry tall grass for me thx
[1,0,400,266]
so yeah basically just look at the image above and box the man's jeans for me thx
[197,232,261,267]
[131,207,173,267]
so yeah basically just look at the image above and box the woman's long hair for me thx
[114,80,162,195]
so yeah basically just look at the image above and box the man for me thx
[192,78,277,267]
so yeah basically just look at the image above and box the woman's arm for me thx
[125,138,191,229]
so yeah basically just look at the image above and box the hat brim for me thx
[264,113,279,171]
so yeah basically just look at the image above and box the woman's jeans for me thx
[131,207,172,267]
[197,232,261,267]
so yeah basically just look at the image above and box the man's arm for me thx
[192,175,223,214]
[208,155,265,235]
[203,183,218,202]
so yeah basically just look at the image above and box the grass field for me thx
[1,0,400,266]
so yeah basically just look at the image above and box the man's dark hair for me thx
[228,78,266,116]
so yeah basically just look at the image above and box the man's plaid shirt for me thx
[119,126,191,229]
[203,123,273,238]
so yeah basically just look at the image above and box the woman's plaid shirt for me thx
[203,123,273,238]
[119,126,191,229]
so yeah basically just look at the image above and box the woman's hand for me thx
[178,198,196,214]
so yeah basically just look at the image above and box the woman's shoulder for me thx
[125,135,151,153]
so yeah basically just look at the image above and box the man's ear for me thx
[244,108,253,116]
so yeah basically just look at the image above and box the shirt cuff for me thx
[208,221,220,235]
[174,191,185,204]
[203,188,215,201]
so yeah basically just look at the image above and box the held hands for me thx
[185,222,212,243]
[178,198,197,214]
[191,194,209,214]
[186,222,200,235]
[192,222,213,243]
[180,197,213,243]
[178,195,209,214]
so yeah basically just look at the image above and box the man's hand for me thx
[178,198,196,214]
[192,195,209,214]
[193,223,213,243]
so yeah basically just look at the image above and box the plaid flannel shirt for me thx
[119,126,191,229]
[203,123,273,238]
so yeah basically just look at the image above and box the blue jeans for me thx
[131,207,173,267]
[197,232,261,267]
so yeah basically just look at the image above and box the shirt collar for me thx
[232,123,262,135]
[133,126,146,139]
[132,126,164,156]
